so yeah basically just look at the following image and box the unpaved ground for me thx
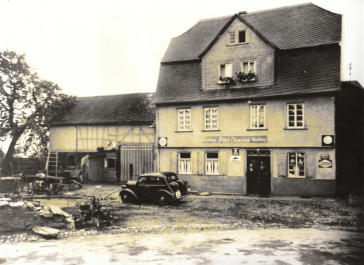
[1,184,363,243]
[1,228,363,265]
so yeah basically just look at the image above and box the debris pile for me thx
[0,195,74,234]
[74,197,112,229]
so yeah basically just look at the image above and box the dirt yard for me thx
[1,184,363,243]
[33,184,363,230]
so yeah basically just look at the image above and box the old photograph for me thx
[0,0,363,264]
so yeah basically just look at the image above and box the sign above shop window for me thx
[204,136,267,144]
[321,135,334,147]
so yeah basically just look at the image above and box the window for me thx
[177,108,191,131]
[204,107,218,130]
[228,30,247,44]
[250,105,265,129]
[288,152,305,178]
[237,61,256,82]
[178,152,192,174]
[219,63,233,83]
[105,157,116,169]
[238,30,246,43]
[205,152,219,175]
[287,103,304,128]
[229,32,235,44]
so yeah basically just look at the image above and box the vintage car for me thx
[119,172,190,205]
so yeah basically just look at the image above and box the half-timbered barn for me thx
[49,93,155,182]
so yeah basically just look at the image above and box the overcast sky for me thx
[0,0,363,97]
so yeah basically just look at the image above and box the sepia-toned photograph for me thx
[0,0,363,264]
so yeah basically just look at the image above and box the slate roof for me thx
[161,3,341,63]
[51,93,155,126]
[154,45,340,104]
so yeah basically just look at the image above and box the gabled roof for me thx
[51,93,155,126]
[155,45,340,104]
[161,3,341,63]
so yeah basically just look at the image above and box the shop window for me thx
[177,108,191,131]
[205,152,219,175]
[178,152,192,174]
[105,157,116,169]
[204,107,218,130]
[287,103,304,128]
[67,155,76,167]
[288,152,305,178]
[250,105,265,129]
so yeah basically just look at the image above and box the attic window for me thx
[238,30,246,43]
[228,30,248,45]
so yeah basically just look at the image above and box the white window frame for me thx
[178,152,192,174]
[205,152,219,175]
[241,60,256,75]
[177,108,191,131]
[204,106,218,130]
[287,103,305,128]
[288,152,305,178]
[218,63,233,83]
[250,104,266,129]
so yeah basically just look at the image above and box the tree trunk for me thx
[1,133,21,176]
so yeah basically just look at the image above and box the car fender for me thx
[119,188,138,201]
[155,189,174,199]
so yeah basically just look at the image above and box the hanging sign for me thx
[318,154,332,168]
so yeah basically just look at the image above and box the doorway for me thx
[246,150,271,195]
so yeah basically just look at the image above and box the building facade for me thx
[154,3,342,196]
[49,93,156,182]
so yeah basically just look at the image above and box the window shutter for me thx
[277,152,287,177]
[225,64,233,77]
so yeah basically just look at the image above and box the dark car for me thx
[160,172,190,195]
[119,172,190,205]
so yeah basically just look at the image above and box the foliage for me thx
[235,71,256,82]
[0,50,76,173]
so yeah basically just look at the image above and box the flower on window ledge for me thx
[235,71,256,82]
[219,76,234,84]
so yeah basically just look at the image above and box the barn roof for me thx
[51,93,155,126]
[161,3,341,63]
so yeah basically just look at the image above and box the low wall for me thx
[272,178,336,196]
[179,174,245,193]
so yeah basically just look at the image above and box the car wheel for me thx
[121,193,132,203]
[156,193,167,205]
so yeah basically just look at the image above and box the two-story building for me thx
[154,3,342,196]
[49,93,156,182]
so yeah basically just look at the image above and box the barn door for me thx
[119,145,155,182]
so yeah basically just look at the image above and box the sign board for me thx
[318,154,332,168]
[204,136,267,144]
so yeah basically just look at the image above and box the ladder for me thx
[46,150,59,177]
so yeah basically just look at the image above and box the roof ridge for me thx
[241,2,313,16]
[77,92,154,99]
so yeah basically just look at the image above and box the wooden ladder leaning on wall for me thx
[45,149,59,177]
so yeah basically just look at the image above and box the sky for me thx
[0,0,362,98]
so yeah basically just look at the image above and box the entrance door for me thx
[246,150,271,195]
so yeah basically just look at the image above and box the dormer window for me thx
[228,30,247,45]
